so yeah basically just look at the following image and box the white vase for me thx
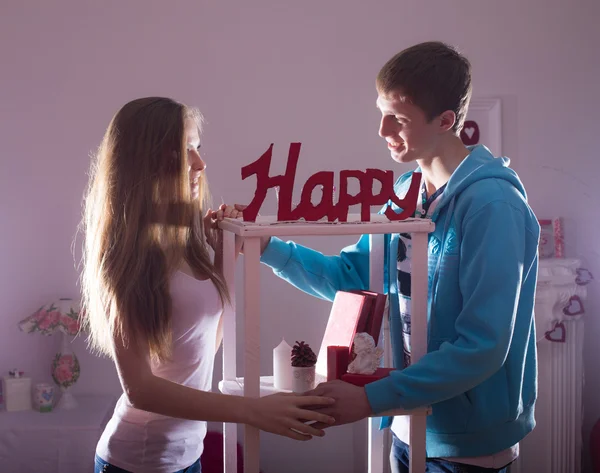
[291,366,315,393]
[52,331,80,410]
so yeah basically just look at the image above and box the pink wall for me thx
[1,1,599,471]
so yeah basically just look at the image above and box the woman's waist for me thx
[109,397,207,440]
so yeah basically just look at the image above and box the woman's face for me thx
[184,119,206,200]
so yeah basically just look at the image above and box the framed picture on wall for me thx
[461,97,502,156]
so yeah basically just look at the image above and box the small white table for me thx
[218,215,434,473]
[0,394,116,473]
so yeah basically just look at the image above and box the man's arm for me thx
[260,233,373,301]
[365,199,537,413]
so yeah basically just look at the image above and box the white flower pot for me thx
[291,366,315,393]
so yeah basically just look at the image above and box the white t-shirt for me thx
[391,178,518,468]
[96,271,223,473]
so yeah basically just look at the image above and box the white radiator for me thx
[512,258,588,473]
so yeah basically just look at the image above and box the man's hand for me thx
[244,393,336,441]
[304,380,373,429]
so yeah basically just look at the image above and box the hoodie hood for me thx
[425,144,527,220]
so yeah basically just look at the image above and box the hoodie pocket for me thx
[463,369,512,432]
[428,391,472,434]
[425,338,473,434]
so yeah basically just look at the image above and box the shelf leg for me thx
[243,237,261,473]
[409,232,428,473]
[222,230,238,473]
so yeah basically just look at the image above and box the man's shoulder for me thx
[454,178,540,237]
[458,178,528,211]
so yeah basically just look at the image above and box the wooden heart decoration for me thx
[460,120,480,145]
[575,268,594,286]
[563,295,585,316]
[545,322,566,343]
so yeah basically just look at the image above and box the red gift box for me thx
[316,291,374,378]
[341,368,395,387]
[327,346,350,381]
[350,290,387,344]
[319,290,388,381]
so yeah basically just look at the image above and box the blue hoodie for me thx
[260,145,540,458]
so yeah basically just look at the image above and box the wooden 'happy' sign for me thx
[241,143,420,223]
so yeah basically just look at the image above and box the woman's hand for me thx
[203,204,244,254]
[208,203,244,223]
[243,393,336,441]
[208,203,271,255]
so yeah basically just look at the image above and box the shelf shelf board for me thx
[218,214,434,237]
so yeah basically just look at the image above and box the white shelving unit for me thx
[218,215,434,473]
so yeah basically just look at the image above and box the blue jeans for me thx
[390,435,510,473]
[94,454,201,473]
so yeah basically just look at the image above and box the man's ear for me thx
[438,110,456,133]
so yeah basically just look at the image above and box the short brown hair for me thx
[376,41,472,133]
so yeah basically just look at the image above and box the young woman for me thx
[81,97,335,473]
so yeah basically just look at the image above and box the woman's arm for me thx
[215,312,223,354]
[113,331,335,440]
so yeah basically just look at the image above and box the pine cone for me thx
[291,340,317,367]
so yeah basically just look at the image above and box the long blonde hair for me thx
[81,97,229,362]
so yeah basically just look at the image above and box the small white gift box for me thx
[2,375,32,412]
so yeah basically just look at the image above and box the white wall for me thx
[1,1,599,472]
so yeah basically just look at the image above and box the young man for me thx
[257,42,539,472]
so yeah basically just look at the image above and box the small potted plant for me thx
[291,341,317,393]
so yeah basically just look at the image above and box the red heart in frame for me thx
[563,295,585,316]
[575,268,594,286]
[545,322,566,343]
[460,120,480,145]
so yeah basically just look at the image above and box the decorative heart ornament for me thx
[575,268,594,286]
[563,295,585,316]
[545,322,566,343]
[460,120,480,145]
